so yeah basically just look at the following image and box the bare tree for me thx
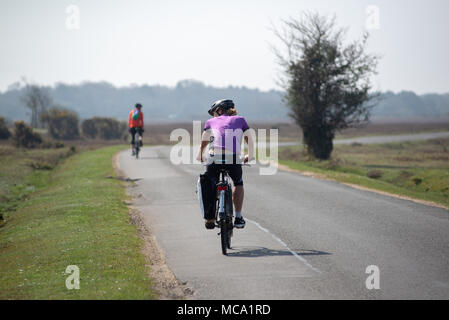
[21,81,52,128]
[273,12,380,159]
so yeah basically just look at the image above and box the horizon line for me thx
[1,79,448,96]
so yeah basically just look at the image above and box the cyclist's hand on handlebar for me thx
[243,155,256,166]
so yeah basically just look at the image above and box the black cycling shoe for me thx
[205,220,216,230]
[234,217,246,229]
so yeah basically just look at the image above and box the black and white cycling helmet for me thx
[208,99,234,116]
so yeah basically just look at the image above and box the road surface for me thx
[118,134,449,299]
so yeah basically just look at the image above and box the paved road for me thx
[118,140,449,299]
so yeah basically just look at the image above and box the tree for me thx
[21,83,52,128]
[40,107,80,140]
[273,12,379,159]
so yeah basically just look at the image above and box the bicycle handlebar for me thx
[201,162,251,167]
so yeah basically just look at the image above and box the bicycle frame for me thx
[133,132,142,159]
[216,170,233,219]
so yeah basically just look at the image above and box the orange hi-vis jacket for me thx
[128,108,144,128]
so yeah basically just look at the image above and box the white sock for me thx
[235,211,242,218]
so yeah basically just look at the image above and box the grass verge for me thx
[278,138,449,208]
[0,145,155,299]
[0,144,76,220]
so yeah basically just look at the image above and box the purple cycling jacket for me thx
[204,114,250,155]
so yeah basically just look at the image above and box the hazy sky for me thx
[1,0,448,94]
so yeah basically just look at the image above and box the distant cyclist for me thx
[197,99,253,230]
[128,103,144,155]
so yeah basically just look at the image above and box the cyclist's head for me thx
[135,103,142,109]
[208,99,235,116]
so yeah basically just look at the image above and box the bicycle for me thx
[215,167,234,255]
[132,132,142,159]
[213,161,250,256]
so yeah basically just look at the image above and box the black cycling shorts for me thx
[129,127,143,144]
[206,163,243,186]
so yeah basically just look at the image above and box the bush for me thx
[366,169,383,179]
[13,121,43,148]
[351,142,363,147]
[41,107,79,140]
[0,117,11,140]
[41,141,65,149]
[27,148,76,170]
[81,119,97,138]
[325,158,342,170]
[82,117,127,140]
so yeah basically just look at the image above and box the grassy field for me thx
[140,119,449,144]
[279,138,449,208]
[0,145,155,299]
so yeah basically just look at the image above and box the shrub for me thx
[279,148,304,161]
[41,107,80,140]
[27,148,75,170]
[13,121,43,148]
[28,160,55,170]
[0,117,11,140]
[82,117,127,140]
[393,170,414,185]
[366,169,383,179]
[325,158,342,170]
[81,118,97,138]
[41,141,66,149]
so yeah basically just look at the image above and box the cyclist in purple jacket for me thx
[197,99,253,230]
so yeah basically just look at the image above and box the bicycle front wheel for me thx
[227,228,232,249]
[220,220,228,255]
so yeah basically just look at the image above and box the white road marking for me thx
[246,218,322,274]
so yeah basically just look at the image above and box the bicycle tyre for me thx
[225,190,233,249]
[227,230,232,249]
[220,220,228,255]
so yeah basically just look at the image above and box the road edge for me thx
[112,151,194,300]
